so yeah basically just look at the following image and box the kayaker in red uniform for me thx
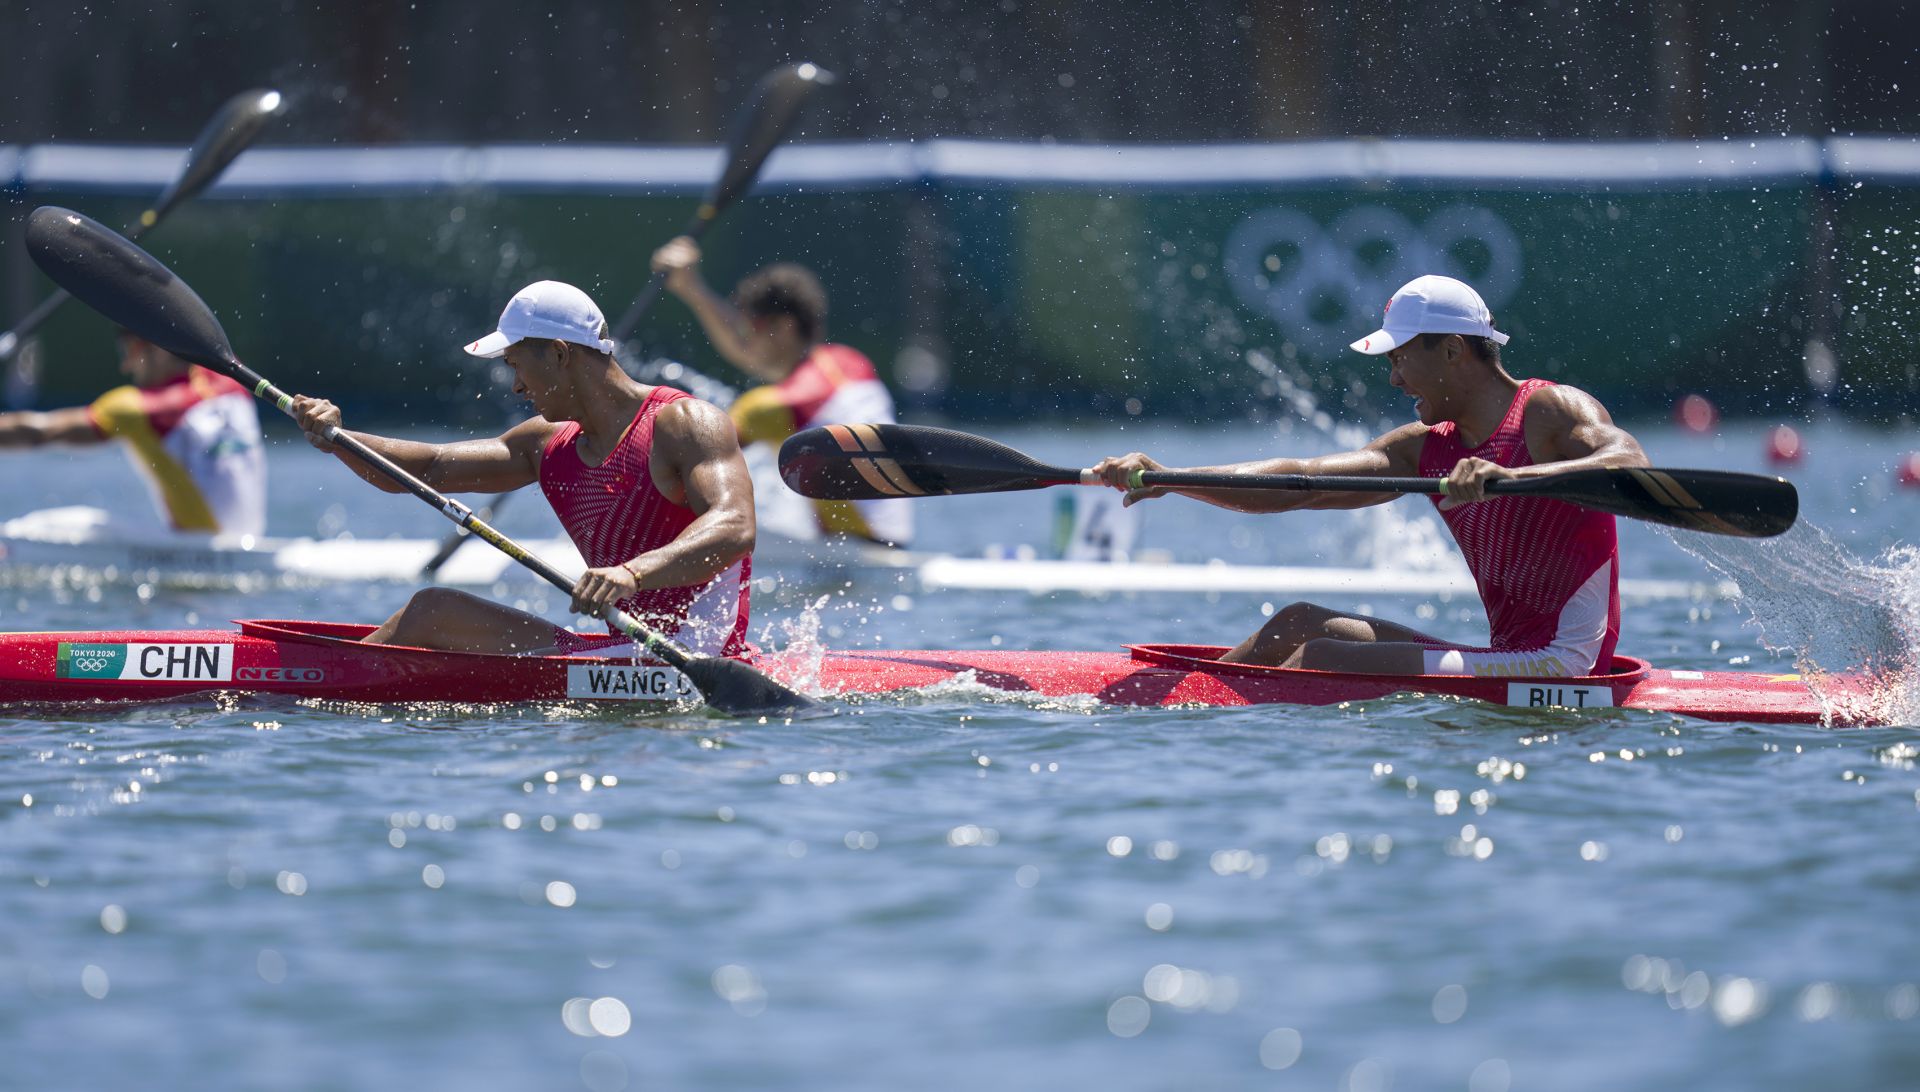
[290,280,755,656]
[651,237,913,546]
[1093,274,1649,677]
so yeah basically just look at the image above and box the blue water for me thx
[5,419,1920,1091]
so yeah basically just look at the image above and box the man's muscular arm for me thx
[0,407,102,448]
[652,237,779,379]
[1526,384,1649,469]
[290,396,547,495]
[1440,384,1648,506]
[1090,423,1430,513]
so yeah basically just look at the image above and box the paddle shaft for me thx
[1127,468,1462,497]
[238,365,694,671]
[413,491,509,580]
[1103,464,1786,535]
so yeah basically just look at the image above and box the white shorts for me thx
[1420,560,1614,678]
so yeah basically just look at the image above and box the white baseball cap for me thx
[1350,275,1511,355]
[463,280,618,358]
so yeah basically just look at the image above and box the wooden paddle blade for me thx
[780,423,1076,500]
[24,207,239,371]
[1500,467,1798,538]
[147,88,286,223]
[708,63,834,214]
[679,655,823,718]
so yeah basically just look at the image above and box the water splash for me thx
[836,669,1105,713]
[753,594,833,694]
[1245,348,1376,451]
[1675,523,1920,725]
[1337,501,1467,574]
[1244,348,1459,573]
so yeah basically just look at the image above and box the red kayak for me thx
[0,619,1880,725]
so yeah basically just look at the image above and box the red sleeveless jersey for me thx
[540,387,751,656]
[1419,378,1619,663]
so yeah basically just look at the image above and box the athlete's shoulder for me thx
[1523,380,1615,426]
[1521,379,1642,462]
[503,414,565,459]
[729,383,784,417]
[1370,420,1436,449]
[87,384,147,435]
[655,393,737,443]
[1367,420,1435,473]
[90,383,142,411]
[728,384,797,445]
[505,414,563,438]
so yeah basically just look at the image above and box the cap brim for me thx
[1350,328,1414,355]
[463,330,514,359]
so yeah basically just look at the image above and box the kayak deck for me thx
[818,644,1864,723]
[0,619,1876,725]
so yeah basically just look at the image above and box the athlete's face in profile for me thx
[1386,336,1459,425]
[503,339,575,420]
[1390,335,1443,422]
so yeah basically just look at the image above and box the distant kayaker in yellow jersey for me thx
[651,237,913,547]
[0,330,266,536]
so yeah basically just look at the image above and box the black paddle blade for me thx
[24,207,238,372]
[679,655,823,718]
[1506,467,1798,538]
[148,88,286,223]
[707,62,835,213]
[780,423,1078,500]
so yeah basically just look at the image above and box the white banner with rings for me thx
[1223,205,1523,351]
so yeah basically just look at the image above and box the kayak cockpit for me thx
[240,619,380,643]
[1124,643,1652,687]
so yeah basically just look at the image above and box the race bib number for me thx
[57,642,233,682]
[1506,683,1613,710]
[566,664,698,702]
[1054,488,1139,562]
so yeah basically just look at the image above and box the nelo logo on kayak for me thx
[235,666,326,683]
[56,642,233,682]
[565,665,696,701]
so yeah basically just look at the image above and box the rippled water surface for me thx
[5,420,1920,1091]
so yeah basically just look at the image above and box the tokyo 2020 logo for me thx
[1224,205,1523,349]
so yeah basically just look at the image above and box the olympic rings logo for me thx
[1224,205,1523,350]
[73,655,112,672]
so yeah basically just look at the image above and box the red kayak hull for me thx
[0,620,1880,725]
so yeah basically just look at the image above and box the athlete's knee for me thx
[383,587,487,638]
[1259,601,1336,641]
[404,586,487,616]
